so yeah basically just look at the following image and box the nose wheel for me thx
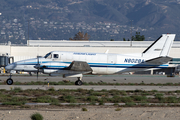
[75,77,83,85]
[6,78,13,85]
[6,73,14,85]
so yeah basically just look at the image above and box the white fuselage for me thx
[5,51,168,75]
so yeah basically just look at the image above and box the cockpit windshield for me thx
[44,52,52,59]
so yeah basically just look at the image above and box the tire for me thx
[6,78,13,85]
[75,81,78,85]
[77,80,83,86]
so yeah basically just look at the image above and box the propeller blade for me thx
[37,56,40,80]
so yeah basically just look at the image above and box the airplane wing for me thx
[145,56,172,65]
[65,61,92,72]
[49,61,92,77]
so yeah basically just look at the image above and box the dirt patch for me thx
[0,106,180,120]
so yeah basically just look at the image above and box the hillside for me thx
[0,0,180,43]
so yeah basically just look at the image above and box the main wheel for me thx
[77,80,83,86]
[75,80,83,86]
[6,78,13,85]
[75,80,78,85]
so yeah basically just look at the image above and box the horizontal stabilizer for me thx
[145,56,172,65]
[65,61,92,72]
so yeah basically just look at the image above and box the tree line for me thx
[69,32,90,41]
[123,32,145,41]
[69,31,145,41]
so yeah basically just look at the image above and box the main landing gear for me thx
[6,74,13,85]
[75,77,83,85]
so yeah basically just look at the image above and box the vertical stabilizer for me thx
[142,34,176,58]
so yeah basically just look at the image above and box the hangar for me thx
[1,40,180,62]
[0,40,180,74]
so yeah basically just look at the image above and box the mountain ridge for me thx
[0,0,180,44]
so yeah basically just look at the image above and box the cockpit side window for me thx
[47,54,52,59]
[53,54,59,58]
[44,53,52,59]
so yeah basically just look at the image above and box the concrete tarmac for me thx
[0,74,180,91]
[0,74,180,84]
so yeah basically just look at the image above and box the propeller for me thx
[35,56,40,80]
[34,57,47,80]
[34,56,47,80]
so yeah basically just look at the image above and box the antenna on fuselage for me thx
[105,49,109,54]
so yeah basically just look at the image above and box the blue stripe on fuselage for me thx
[17,61,168,70]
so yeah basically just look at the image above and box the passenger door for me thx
[107,54,117,74]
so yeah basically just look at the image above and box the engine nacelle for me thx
[43,69,57,74]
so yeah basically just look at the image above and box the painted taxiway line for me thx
[1,85,180,91]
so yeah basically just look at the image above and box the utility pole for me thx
[28,20,29,41]
[130,20,133,47]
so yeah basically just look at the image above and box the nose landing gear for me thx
[6,74,13,85]
[6,78,13,85]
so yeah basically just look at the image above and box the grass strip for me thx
[0,89,180,106]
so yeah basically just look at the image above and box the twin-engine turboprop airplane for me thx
[5,34,176,85]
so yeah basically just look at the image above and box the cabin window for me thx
[53,54,59,58]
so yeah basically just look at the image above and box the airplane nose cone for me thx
[5,63,16,70]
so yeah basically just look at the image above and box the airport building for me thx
[0,40,180,74]
[1,40,180,61]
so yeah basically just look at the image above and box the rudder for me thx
[142,34,176,58]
